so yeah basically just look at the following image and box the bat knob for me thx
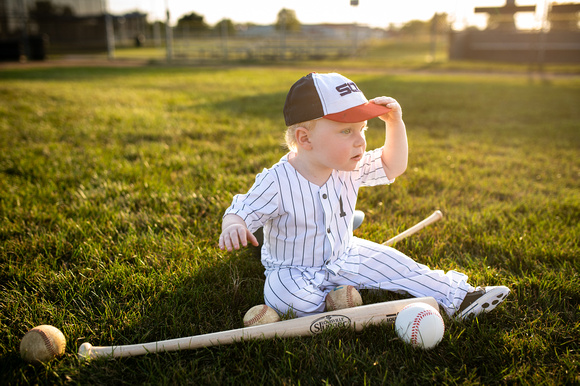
[78,342,93,360]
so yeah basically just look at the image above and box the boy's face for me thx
[307,118,367,171]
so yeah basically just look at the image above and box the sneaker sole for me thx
[456,286,510,320]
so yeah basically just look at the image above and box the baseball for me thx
[243,304,281,327]
[325,285,363,311]
[20,325,66,364]
[395,302,445,349]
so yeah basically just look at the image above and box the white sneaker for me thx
[455,286,510,320]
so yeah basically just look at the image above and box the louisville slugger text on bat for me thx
[383,210,443,246]
[78,297,438,360]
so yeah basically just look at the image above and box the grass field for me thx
[0,64,579,384]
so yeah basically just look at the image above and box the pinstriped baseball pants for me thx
[264,237,473,318]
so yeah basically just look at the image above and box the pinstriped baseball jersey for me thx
[225,147,392,274]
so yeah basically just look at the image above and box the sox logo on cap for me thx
[336,82,362,96]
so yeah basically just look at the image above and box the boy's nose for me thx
[354,133,366,147]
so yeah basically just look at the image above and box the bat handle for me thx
[78,342,126,360]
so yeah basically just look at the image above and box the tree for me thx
[399,20,429,36]
[176,12,209,32]
[275,9,301,32]
[431,13,449,34]
[214,19,236,36]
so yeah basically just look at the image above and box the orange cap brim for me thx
[323,102,391,123]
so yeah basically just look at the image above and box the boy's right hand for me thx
[219,223,259,252]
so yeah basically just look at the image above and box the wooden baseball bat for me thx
[383,210,443,246]
[78,296,438,360]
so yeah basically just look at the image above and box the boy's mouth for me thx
[351,154,362,161]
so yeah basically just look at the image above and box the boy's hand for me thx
[219,223,259,252]
[370,96,403,122]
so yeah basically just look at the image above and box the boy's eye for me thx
[342,128,352,134]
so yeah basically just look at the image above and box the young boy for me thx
[219,72,509,320]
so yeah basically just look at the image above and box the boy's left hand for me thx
[370,96,402,122]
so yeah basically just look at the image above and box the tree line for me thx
[175,8,450,36]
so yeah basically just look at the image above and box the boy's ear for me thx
[295,127,312,150]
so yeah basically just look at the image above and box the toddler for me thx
[219,72,509,320]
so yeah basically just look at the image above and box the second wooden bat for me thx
[383,210,443,246]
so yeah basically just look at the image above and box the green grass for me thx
[0,65,579,385]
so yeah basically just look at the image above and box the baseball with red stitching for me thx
[395,302,445,349]
[325,285,363,311]
[20,325,66,364]
[243,304,281,327]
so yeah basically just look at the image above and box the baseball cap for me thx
[283,72,389,126]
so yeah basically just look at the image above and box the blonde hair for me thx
[284,119,317,152]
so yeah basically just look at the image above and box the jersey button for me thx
[322,194,328,199]
[327,228,331,233]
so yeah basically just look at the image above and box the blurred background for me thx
[1,0,578,67]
